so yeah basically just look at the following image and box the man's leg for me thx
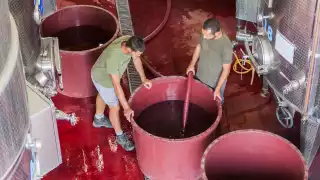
[92,84,112,128]
[106,90,135,151]
[108,104,122,133]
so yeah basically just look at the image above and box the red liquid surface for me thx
[136,100,216,139]
[52,25,113,51]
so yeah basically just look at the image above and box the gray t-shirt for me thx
[196,34,233,88]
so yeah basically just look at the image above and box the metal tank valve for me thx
[55,109,79,126]
[282,79,306,95]
[282,72,306,95]
[273,93,294,128]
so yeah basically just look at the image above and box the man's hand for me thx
[186,66,195,75]
[124,107,134,122]
[213,89,222,101]
[142,79,152,89]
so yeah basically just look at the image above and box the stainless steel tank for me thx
[235,0,320,167]
[3,149,32,180]
[0,0,31,178]
[8,0,41,75]
[0,0,11,74]
[237,0,318,112]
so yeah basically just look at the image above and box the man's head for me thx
[202,18,221,40]
[125,36,145,57]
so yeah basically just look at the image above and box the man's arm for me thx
[215,43,233,94]
[189,44,201,67]
[132,56,147,82]
[110,74,130,109]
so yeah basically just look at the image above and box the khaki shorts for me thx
[92,78,119,107]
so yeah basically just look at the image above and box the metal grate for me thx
[115,0,142,93]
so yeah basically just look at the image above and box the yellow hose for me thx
[232,51,255,85]
[232,52,253,74]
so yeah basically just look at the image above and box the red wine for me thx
[136,100,215,139]
[52,25,112,51]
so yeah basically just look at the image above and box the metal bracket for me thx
[52,37,63,90]
[26,134,42,180]
[30,37,62,98]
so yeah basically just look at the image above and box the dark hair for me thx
[202,18,221,34]
[126,36,145,52]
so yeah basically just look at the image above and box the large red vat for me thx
[129,76,222,180]
[41,5,119,98]
[201,130,308,180]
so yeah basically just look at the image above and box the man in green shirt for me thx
[91,35,152,151]
[186,18,233,104]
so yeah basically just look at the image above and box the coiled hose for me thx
[141,0,172,77]
[232,51,255,85]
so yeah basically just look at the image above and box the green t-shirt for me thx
[91,35,132,88]
[196,34,233,88]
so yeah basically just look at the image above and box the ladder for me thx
[115,0,142,93]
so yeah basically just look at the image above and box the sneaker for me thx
[116,133,135,151]
[92,116,113,128]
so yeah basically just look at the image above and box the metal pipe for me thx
[33,0,41,25]
[236,19,242,31]
[244,41,260,72]
[303,1,320,119]
[236,31,254,42]
[268,0,274,8]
